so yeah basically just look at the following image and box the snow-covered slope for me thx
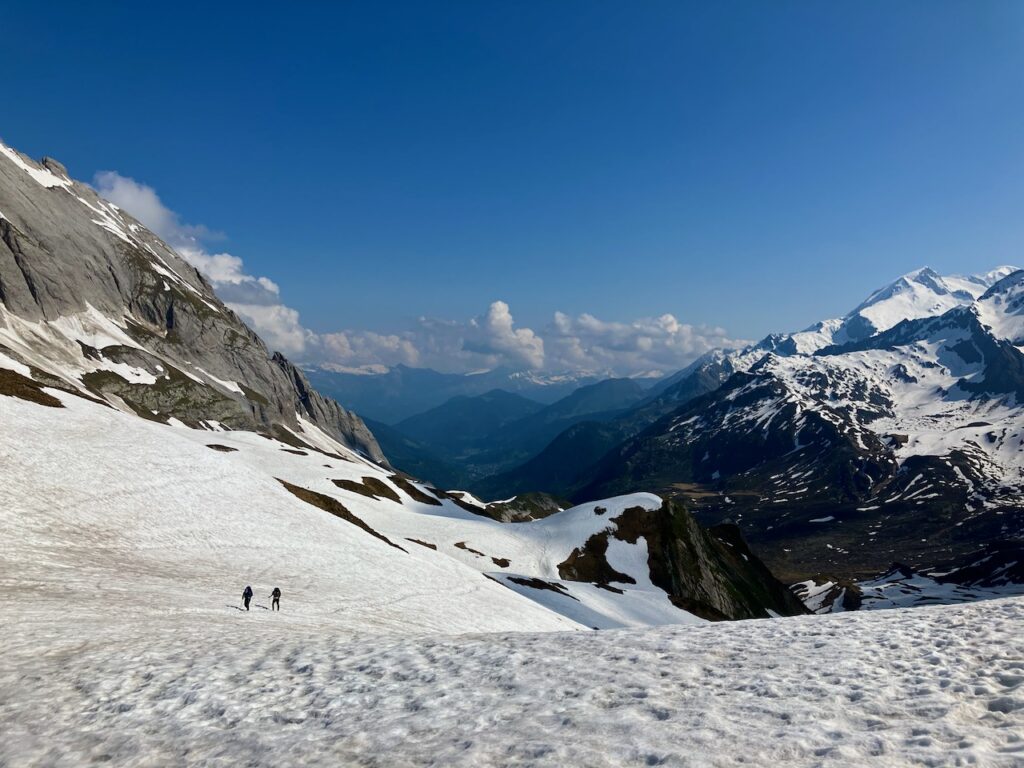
[1,386,720,632]
[4,587,1021,767]
[793,265,1016,350]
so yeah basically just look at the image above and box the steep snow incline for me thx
[0,380,706,631]
[0,391,580,635]
[846,266,1008,339]
[3,594,1021,767]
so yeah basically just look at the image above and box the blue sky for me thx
[2,2,1023,373]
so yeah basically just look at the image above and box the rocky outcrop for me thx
[0,142,385,463]
[557,500,807,620]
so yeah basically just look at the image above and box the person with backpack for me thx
[270,587,281,611]
[242,585,253,611]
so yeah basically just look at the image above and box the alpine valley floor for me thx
[2,598,1022,767]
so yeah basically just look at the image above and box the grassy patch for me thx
[0,368,63,408]
[331,477,402,503]
[270,424,314,450]
[278,479,407,552]
[361,477,402,503]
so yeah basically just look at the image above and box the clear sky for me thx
[2,2,1023,373]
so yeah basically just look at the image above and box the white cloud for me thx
[321,330,421,368]
[229,304,314,358]
[315,302,746,376]
[93,171,220,243]
[544,311,745,373]
[464,301,545,370]
[93,172,748,374]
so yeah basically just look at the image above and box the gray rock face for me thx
[0,142,386,464]
[556,500,807,620]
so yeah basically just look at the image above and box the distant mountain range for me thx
[372,264,1024,590]
[305,363,658,423]
[364,378,649,489]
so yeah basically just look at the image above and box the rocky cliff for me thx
[0,142,384,462]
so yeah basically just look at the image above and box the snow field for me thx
[1,383,700,631]
[0,391,580,636]
[2,598,1022,767]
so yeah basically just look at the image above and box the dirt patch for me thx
[271,424,315,450]
[281,448,308,456]
[331,477,402,503]
[406,538,437,550]
[360,477,401,503]
[491,557,510,568]
[389,475,443,506]
[278,479,407,552]
[0,368,63,408]
[484,492,568,523]
[454,541,486,557]
[507,576,579,601]
[207,444,238,453]
[28,366,108,407]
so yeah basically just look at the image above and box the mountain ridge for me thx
[0,141,386,463]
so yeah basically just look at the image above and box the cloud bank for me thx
[94,171,748,375]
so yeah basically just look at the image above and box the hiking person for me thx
[270,587,281,611]
[242,585,253,611]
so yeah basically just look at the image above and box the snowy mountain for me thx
[578,266,1024,587]
[793,541,1024,613]
[0,139,804,631]
[0,141,385,463]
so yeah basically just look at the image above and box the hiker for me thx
[242,585,253,611]
[270,587,281,611]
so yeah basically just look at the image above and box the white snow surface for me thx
[0,380,700,634]
[4,381,1024,766]
[3,590,1022,767]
